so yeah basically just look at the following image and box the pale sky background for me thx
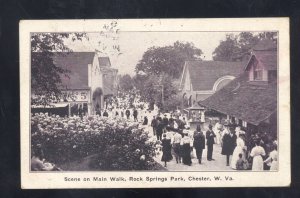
[65,31,239,75]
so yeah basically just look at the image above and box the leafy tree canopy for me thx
[118,74,134,92]
[31,33,87,106]
[31,21,120,106]
[133,73,179,111]
[135,41,203,79]
[212,32,277,62]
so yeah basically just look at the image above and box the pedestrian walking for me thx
[264,143,278,171]
[161,134,173,167]
[193,125,205,164]
[173,131,182,163]
[206,124,216,161]
[214,120,223,145]
[250,140,266,170]
[133,108,138,122]
[221,126,237,166]
[143,116,148,125]
[163,114,169,130]
[181,131,192,166]
[156,119,164,141]
[125,109,130,120]
[151,116,157,136]
[231,134,246,169]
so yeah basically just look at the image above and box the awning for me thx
[31,103,69,108]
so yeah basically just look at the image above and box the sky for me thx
[64,31,237,75]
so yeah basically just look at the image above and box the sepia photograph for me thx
[20,18,290,188]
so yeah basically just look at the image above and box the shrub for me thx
[31,114,157,170]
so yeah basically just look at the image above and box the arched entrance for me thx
[92,87,103,114]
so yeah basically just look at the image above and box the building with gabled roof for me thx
[199,39,277,136]
[31,52,118,116]
[179,60,246,107]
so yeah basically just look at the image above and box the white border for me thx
[20,18,290,189]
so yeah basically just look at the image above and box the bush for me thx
[31,114,157,170]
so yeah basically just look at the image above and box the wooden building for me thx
[31,52,118,116]
[179,60,245,108]
[199,40,277,137]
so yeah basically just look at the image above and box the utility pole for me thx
[161,84,164,106]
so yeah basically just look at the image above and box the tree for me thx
[212,34,240,61]
[31,21,120,106]
[31,33,86,106]
[212,32,277,61]
[118,74,134,92]
[135,41,203,79]
[133,73,179,111]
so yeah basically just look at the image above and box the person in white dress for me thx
[250,141,266,171]
[264,144,278,170]
[230,134,246,169]
[214,121,222,145]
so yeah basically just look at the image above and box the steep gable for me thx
[185,61,246,91]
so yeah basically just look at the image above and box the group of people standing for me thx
[157,120,215,168]
[159,124,206,167]
[214,121,278,171]
[156,115,278,171]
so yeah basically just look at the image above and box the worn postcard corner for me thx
[20,18,290,189]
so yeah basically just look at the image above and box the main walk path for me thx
[153,144,233,171]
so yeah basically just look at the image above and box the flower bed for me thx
[31,113,157,170]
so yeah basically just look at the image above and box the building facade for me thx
[179,60,245,108]
[199,40,277,136]
[31,52,118,116]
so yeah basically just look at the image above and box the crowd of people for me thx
[31,89,278,171]
[149,113,278,171]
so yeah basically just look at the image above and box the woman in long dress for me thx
[214,121,222,145]
[161,134,173,167]
[181,132,192,166]
[264,144,278,170]
[230,134,246,169]
[250,141,266,170]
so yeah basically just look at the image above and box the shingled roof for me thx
[252,50,277,71]
[199,72,277,125]
[183,61,246,91]
[245,40,277,71]
[51,52,95,89]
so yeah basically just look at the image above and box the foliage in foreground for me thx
[31,114,157,170]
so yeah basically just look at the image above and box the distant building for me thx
[31,52,118,116]
[179,60,245,107]
[199,40,277,136]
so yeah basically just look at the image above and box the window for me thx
[253,60,263,81]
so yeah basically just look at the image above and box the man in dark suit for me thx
[151,116,158,136]
[193,125,205,164]
[206,124,216,161]
[125,109,130,119]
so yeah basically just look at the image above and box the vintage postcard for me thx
[20,18,290,188]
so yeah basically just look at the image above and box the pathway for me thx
[153,143,234,171]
